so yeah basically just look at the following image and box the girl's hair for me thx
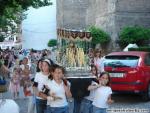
[94,49,102,58]
[52,64,66,74]
[99,71,111,86]
[36,59,43,72]
[91,64,98,77]
[52,64,67,85]
[19,60,23,65]
[41,59,53,79]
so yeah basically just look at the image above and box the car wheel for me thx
[142,84,150,101]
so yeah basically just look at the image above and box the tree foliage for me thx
[48,39,57,47]
[89,26,110,47]
[119,26,150,47]
[0,0,52,16]
[0,0,52,42]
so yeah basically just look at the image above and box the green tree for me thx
[0,0,52,16]
[0,0,52,42]
[48,39,57,47]
[119,26,150,47]
[89,26,110,48]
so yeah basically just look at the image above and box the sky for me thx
[22,0,56,50]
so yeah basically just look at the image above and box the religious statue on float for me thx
[66,41,85,67]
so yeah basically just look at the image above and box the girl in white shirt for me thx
[34,59,52,113]
[46,65,72,113]
[92,72,114,113]
[94,49,104,73]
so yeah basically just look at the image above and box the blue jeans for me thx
[46,105,51,113]
[80,98,93,113]
[73,99,81,113]
[93,105,107,113]
[50,106,69,113]
[36,98,47,113]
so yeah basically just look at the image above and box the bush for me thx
[119,26,150,47]
[89,26,110,47]
[48,39,57,47]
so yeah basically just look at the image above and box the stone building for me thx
[57,0,150,51]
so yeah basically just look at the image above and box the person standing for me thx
[94,49,104,73]
[80,65,99,113]
[34,59,52,113]
[92,72,114,113]
[9,68,21,99]
[27,58,43,113]
[46,65,72,113]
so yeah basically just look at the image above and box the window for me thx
[104,55,139,68]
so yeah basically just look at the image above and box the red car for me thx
[104,51,150,101]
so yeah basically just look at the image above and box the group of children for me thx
[9,57,34,99]
[29,58,114,113]
[7,47,114,113]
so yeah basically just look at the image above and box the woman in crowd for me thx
[27,58,44,113]
[88,48,94,66]
[94,49,104,73]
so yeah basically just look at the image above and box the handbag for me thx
[0,76,7,93]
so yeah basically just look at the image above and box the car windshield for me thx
[104,55,139,68]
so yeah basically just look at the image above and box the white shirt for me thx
[34,72,49,99]
[46,80,69,107]
[94,57,104,72]
[92,86,112,108]
[85,81,98,101]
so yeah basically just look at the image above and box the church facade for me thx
[56,0,150,51]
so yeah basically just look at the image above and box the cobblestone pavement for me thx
[1,91,150,113]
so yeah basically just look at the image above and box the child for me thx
[34,59,52,113]
[80,65,99,113]
[27,78,36,113]
[22,64,31,96]
[9,68,20,99]
[46,65,72,113]
[92,72,114,113]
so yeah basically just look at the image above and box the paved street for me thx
[1,91,150,113]
[109,93,150,113]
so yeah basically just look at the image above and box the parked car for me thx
[104,51,150,101]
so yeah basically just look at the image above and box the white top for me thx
[92,86,112,108]
[85,81,98,101]
[34,72,49,99]
[46,79,69,107]
[94,57,104,72]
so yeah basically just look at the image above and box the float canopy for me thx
[57,28,92,41]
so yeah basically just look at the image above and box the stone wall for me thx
[57,0,90,30]
[57,0,150,52]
